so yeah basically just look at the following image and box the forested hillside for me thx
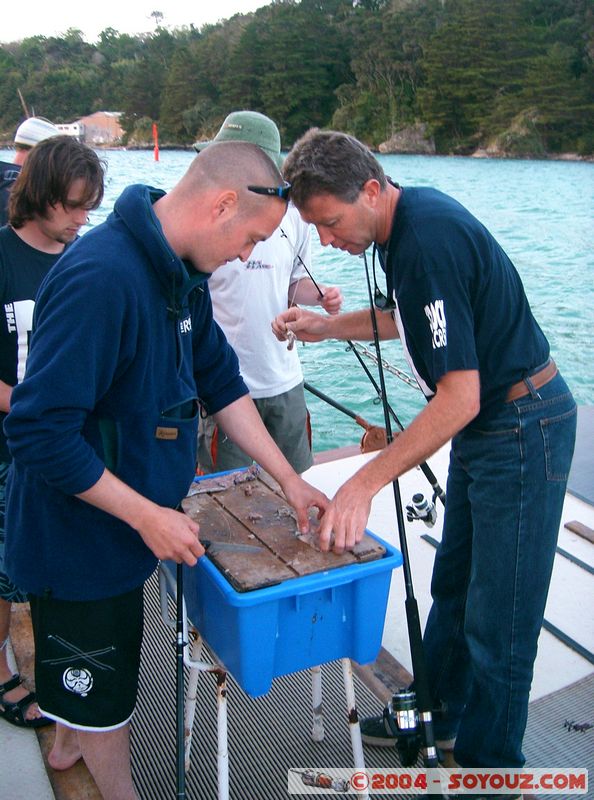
[1,0,592,156]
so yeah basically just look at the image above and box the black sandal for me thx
[0,674,53,728]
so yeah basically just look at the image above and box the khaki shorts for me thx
[198,382,313,475]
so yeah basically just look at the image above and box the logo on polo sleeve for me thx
[424,299,447,349]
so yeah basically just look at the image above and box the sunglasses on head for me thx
[247,181,291,200]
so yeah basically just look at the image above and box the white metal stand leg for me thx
[184,631,203,773]
[216,671,229,800]
[310,660,368,797]
[311,665,325,741]
[342,658,369,799]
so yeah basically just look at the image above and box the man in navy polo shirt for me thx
[272,129,576,784]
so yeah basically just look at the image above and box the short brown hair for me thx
[283,128,387,206]
[9,136,105,228]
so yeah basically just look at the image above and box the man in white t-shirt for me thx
[195,112,342,474]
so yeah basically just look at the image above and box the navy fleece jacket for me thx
[4,184,248,600]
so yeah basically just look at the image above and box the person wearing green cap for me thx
[195,111,344,474]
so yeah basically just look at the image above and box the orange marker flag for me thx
[152,123,159,162]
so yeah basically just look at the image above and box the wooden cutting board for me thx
[182,467,385,592]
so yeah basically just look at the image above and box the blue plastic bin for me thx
[166,530,402,697]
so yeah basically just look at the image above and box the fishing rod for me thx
[280,227,325,300]
[304,381,387,452]
[362,250,441,778]
[284,227,442,776]
[345,341,446,508]
[176,562,187,799]
[282,229,445,508]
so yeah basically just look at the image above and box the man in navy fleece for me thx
[3,141,328,800]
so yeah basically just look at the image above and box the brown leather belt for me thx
[506,359,558,402]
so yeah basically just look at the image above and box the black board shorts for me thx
[29,584,144,731]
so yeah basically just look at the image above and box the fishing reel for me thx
[385,688,423,767]
[406,492,437,528]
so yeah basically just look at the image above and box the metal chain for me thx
[347,341,422,391]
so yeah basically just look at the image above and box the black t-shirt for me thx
[380,187,549,419]
[0,160,21,227]
[0,225,66,459]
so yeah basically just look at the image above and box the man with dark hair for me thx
[4,140,328,799]
[272,129,576,790]
[0,135,104,730]
[0,116,60,225]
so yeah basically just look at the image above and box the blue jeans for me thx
[423,372,576,767]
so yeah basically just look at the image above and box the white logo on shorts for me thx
[63,667,94,697]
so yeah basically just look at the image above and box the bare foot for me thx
[48,724,83,771]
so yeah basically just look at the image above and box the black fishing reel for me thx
[406,492,437,528]
[385,688,423,767]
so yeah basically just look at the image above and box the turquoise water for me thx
[3,148,592,452]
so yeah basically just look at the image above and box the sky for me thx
[1,0,271,44]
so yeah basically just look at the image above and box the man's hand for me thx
[319,286,343,315]
[272,307,330,344]
[311,369,482,553]
[135,505,205,566]
[76,469,205,567]
[317,476,373,553]
[279,474,330,533]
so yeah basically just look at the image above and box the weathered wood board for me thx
[182,467,385,592]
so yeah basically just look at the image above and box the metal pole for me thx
[176,563,186,799]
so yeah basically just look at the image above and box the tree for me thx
[0,1,591,155]
[332,0,444,145]
[418,0,540,152]
[222,1,353,143]
[150,11,164,29]
[160,45,203,139]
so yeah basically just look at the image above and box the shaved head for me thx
[177,140,283,212]
[155,140,288,270]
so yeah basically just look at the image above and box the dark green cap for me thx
[193,110,283,167]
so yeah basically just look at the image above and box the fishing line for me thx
[218,226,300,353]
[280,227,325,305]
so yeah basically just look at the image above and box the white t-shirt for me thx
[207,204,310,399]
